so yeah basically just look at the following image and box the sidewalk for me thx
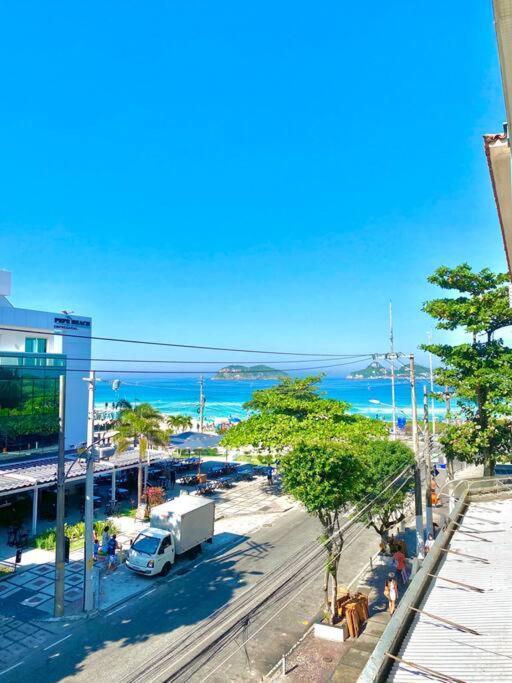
[268,522,439,682]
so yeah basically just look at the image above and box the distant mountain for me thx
[346,360,430,380]
[212,365,289,381]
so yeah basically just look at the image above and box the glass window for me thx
[131,534,160,555]
[25,338,47,353]
[0,352,64,457]
[160,535,172,550]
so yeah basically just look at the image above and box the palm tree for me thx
[166,414,193,433]
[116,398,133,412]
[114,403,168,506]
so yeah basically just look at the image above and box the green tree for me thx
[114,403,169,505]
[167,414,193,433]
[423,263,512,475]
[116,398,133,412]
[280,442,362,623]
[220,376,386,453]
[355,440,414,550]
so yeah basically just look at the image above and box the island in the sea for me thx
[212,365,289,381]
[346,360,430,380]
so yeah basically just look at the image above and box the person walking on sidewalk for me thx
[107,534,120,570]
[425,532,435,554]
[101,525,110,555]
[393,548,409,584]
[384,572,398,615]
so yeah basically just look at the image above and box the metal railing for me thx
[438,474,512,511]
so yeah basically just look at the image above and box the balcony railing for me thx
[0,351,66,368]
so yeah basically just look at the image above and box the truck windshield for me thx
[131,534,161,556]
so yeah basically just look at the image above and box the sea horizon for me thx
[94,375,447,423]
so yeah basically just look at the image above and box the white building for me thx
[0,270,91,454]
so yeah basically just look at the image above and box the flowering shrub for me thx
[144,486,165,508]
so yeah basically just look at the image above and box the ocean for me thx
[94,376,447,422]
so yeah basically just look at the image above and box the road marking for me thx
[0,662,23,677]
[44,634,72,651]
[138,588,156,600]
[107,604,128,616]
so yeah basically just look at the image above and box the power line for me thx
[42,355,365,365]
[200,474,414,682]
[0,326,367,357]
[1,356,373,375]
[122,465,413,682]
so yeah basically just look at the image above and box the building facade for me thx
[0,271,91,457]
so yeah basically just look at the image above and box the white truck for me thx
[126,496,215,577]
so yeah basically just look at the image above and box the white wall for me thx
[0,306,91,450]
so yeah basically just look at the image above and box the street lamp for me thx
[369,398,407,418]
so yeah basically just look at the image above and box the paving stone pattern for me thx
[214,480,289,518]
[0,561,84,616]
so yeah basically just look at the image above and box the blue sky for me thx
[0,1,507,372]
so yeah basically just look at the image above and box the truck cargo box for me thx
[150,496,215,555]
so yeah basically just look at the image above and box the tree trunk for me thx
[330,570,338,624]
[484,459,495,477]
[323,568,330,613]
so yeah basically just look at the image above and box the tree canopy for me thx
[422,263,512,474]
[280,442,363,621]
[354,440,414,547]
[220,375,386,451]
[225,375,410,622]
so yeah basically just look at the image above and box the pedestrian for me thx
[170,469,176,489]
[93,537,99,562]
[393,548,409,584]
[107,534,120,570]
[267,467,273,485]
[101,525,110,554]
[425,532,435,554]
[384,572,398,615]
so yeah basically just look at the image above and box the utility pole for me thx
[83,371,96,612]
[199,376,205,433]
[423,385,433,536]
[54,374,66,617]
[427,331,436,435]
[443,386,454,480]
[409,354,424,556]
[389,302,397,440]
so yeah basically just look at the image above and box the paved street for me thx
[2,507,377,683]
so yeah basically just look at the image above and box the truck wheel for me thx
[160,562,172,577]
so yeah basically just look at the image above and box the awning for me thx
[484,133,512,274]
[169,431,221,450]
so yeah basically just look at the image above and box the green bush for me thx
[34,519,119,551]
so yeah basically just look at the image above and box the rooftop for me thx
[388,497,512,682]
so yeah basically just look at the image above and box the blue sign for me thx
[397,416,407,430]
